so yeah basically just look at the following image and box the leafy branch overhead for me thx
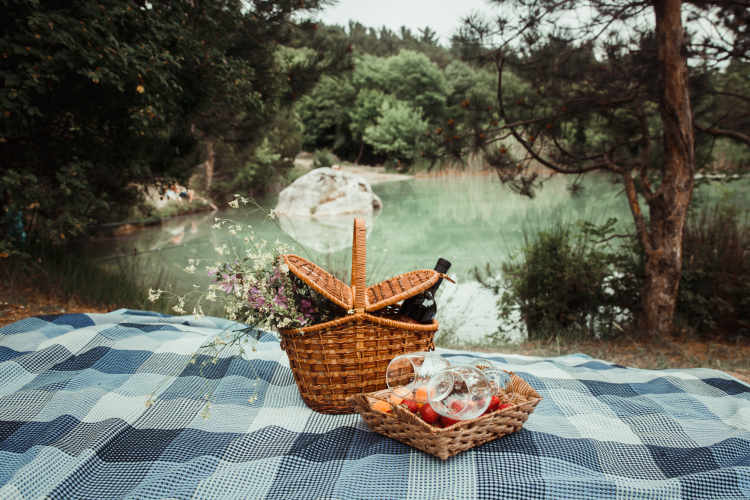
[421,0,749,336]
[0,0,351,256]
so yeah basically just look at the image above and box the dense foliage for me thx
[295,28,529,166]
[492,204,750,340]
[485,221,640,341]
[676,205,750,335]
[0,0,348,256]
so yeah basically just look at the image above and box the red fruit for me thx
[450,401,466,414]
[399,400,419,414]
[484,396,501,414]
[439,415,461,427]
[498,403,514,411]
[419,403,440,424]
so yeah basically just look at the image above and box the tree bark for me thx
[638,0,695,336]
[205,139,215,190]
[354,140,365,165]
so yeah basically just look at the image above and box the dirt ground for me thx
[0,291,110,328]
[453,333,750,386]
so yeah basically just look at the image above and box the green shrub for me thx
[313,149,335,168]
[495,224,636,340]
[491,204,750,341]
[677,205,750,335]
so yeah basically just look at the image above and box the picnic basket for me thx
[347,372,543,460]
[278,217,452,414]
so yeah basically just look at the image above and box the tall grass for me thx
[677,205,750,336]
[0,239,173,313]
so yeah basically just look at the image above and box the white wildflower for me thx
[268,210,275,220]
[201,402,212,420]
[144,396,155,408]
[215,217,221,221]
[193,306,204,320]
[228,199,239,209]
[184,264,196,274]
[212,223,221,229]
[280,263,289,274]
[147,288,163,303]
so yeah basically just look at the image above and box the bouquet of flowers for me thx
[145,195,345,418]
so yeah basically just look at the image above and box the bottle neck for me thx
[430,259,451,295]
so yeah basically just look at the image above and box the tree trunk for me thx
[354,140,365,165]
[637,0,695,336]
[205,139,215,190]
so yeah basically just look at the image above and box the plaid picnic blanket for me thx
[1,310,749,500]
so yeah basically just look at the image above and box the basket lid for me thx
[283,254,352,310]
[283,218,453,313]
[365,270,446,312]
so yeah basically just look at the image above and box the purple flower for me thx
[218,274,240,294]
[248,287,266,308]
[300,299,316,315]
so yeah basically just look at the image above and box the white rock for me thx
[275,168,383,217]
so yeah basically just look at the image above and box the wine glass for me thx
[426,365,493,420]
[385,352,450,404]
[470,359,514,401]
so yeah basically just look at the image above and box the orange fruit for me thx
[389,394,404,406]
[372,400,391,413]
[392,387,413,398]
[414,386,429,403]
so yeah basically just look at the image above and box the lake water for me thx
[90,173,750,343]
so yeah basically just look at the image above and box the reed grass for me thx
[0,239,174,315]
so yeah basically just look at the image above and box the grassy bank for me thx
[438,331,750,384]
[0,240,173,327]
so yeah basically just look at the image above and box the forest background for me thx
[1,0,750,378]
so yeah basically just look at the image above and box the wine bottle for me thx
[399,258,452,324]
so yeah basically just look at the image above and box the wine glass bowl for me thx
[426,365,493,420]
[470,359,514,401]
[385,352,450,404]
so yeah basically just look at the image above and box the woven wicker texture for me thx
[283,255,352,310]
[283,221,444,314]
[279,217,443,414]
[347,372,543,460]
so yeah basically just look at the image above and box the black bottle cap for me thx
[434,258,451,274]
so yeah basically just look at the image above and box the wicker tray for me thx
[278,218,453,414]
[347,372,543,460]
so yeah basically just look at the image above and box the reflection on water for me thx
[90,174,750,343]
[277,212,378,254]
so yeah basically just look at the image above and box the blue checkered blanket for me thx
[1,310,749,500]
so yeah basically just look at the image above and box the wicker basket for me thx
[347,372,543,460]
[278,217,452,414]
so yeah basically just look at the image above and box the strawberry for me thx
[484,396,501,414]
[439,415,461,427]
[399,399,419,414]
[419,403,440,424]
[450,401,466,414]
[498,403,514,411]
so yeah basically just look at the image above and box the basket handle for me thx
[351,217,366,311]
